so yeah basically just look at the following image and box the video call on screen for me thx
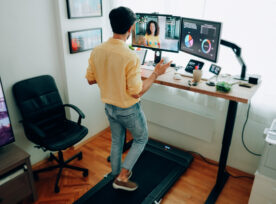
[180,18,221,62]
[132,14,181,52]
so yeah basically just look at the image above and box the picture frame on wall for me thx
[68,28,102,54]
[66,0,102,19]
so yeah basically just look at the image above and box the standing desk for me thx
[141,67,260,203]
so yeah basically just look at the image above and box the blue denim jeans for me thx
[105,102,148,176]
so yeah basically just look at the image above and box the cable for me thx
[241,102,262,156]
[187,151,217,166]
[187,151,254,180]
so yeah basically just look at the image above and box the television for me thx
[180,17,222,62]
[0,78,15,148]
[132,13,181,53]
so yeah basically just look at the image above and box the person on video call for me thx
[144,20,160,48]
[85,7,172,191]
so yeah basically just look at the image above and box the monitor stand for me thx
[220,39,248,81]
[144,50,162,67]
[233,63,248,80]
[154,50,162,64]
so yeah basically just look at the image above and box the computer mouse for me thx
[173,73,182,80]
[170,63,176,67]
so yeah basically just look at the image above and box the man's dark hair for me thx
[146,20,159,36]
[109,7,136,34]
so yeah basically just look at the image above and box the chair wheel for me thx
[78,152,83,160]
[55,186,60,193]
[33,173,39,181]
[83,170,88,177]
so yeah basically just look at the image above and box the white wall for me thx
[55,0,111,141]
[0,0,67,164]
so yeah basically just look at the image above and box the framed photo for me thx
[68,28,102,54]
[66,0,102,19]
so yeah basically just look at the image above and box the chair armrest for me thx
[63,104,85,125]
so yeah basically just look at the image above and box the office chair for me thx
[13,75,89,193]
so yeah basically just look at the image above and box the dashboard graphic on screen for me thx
[180,18,222,62]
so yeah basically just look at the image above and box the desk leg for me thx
[205,100,238,204]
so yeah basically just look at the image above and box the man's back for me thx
[86,38,142,108]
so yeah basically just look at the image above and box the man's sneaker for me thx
[127,171,132,179]
[113,179,138,191]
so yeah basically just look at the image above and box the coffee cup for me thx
[193,69,202,82]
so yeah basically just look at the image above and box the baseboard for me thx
[32,156,51,170]
[73,127,110,150]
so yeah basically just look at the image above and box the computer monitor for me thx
[0,78,15,148]
[180,17,222,62]
[132,13,181,53]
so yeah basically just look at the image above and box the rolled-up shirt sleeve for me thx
[126,58,143,96]
[85,54,96,82]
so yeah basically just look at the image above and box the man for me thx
[86,6,172,191]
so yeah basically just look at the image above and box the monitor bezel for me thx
[132,13,181,53]
[0,78,15,148]
[180,17,222,63]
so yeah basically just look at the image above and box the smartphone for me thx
[209,64,221,75]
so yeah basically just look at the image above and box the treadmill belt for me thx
[75,139,193,204]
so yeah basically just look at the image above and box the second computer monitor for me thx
[180,18,222,62]
[132,13,181,53]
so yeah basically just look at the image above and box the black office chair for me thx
[13,75,89,193]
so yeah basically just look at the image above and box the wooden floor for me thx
[24,128,254,204]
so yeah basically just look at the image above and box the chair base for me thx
[33,150,88,193]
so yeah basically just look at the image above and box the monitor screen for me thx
[132,13,181,53]
[180,18,222,62]
[0,79,15,147]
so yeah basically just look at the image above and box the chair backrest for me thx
[13,75,66,128]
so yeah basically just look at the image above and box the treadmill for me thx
[75,139,193,204]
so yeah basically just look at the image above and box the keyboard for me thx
[141,65,174,74]
[141,64,155,71]
[141,64,215,80]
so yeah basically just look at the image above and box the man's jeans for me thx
[105,102,148,176]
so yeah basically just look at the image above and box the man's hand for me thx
[153,59,172,77]
[131,58,173,99]
[88,80,97,85]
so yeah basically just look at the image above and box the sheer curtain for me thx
[112,0,276,121]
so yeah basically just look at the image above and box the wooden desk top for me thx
[0,144,29,175]
[141,68,260,104]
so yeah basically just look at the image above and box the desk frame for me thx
[205,100,237,203]
[140,68,259,203]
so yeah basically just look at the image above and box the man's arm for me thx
[132,59,172,99]
[86,54,97,85]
